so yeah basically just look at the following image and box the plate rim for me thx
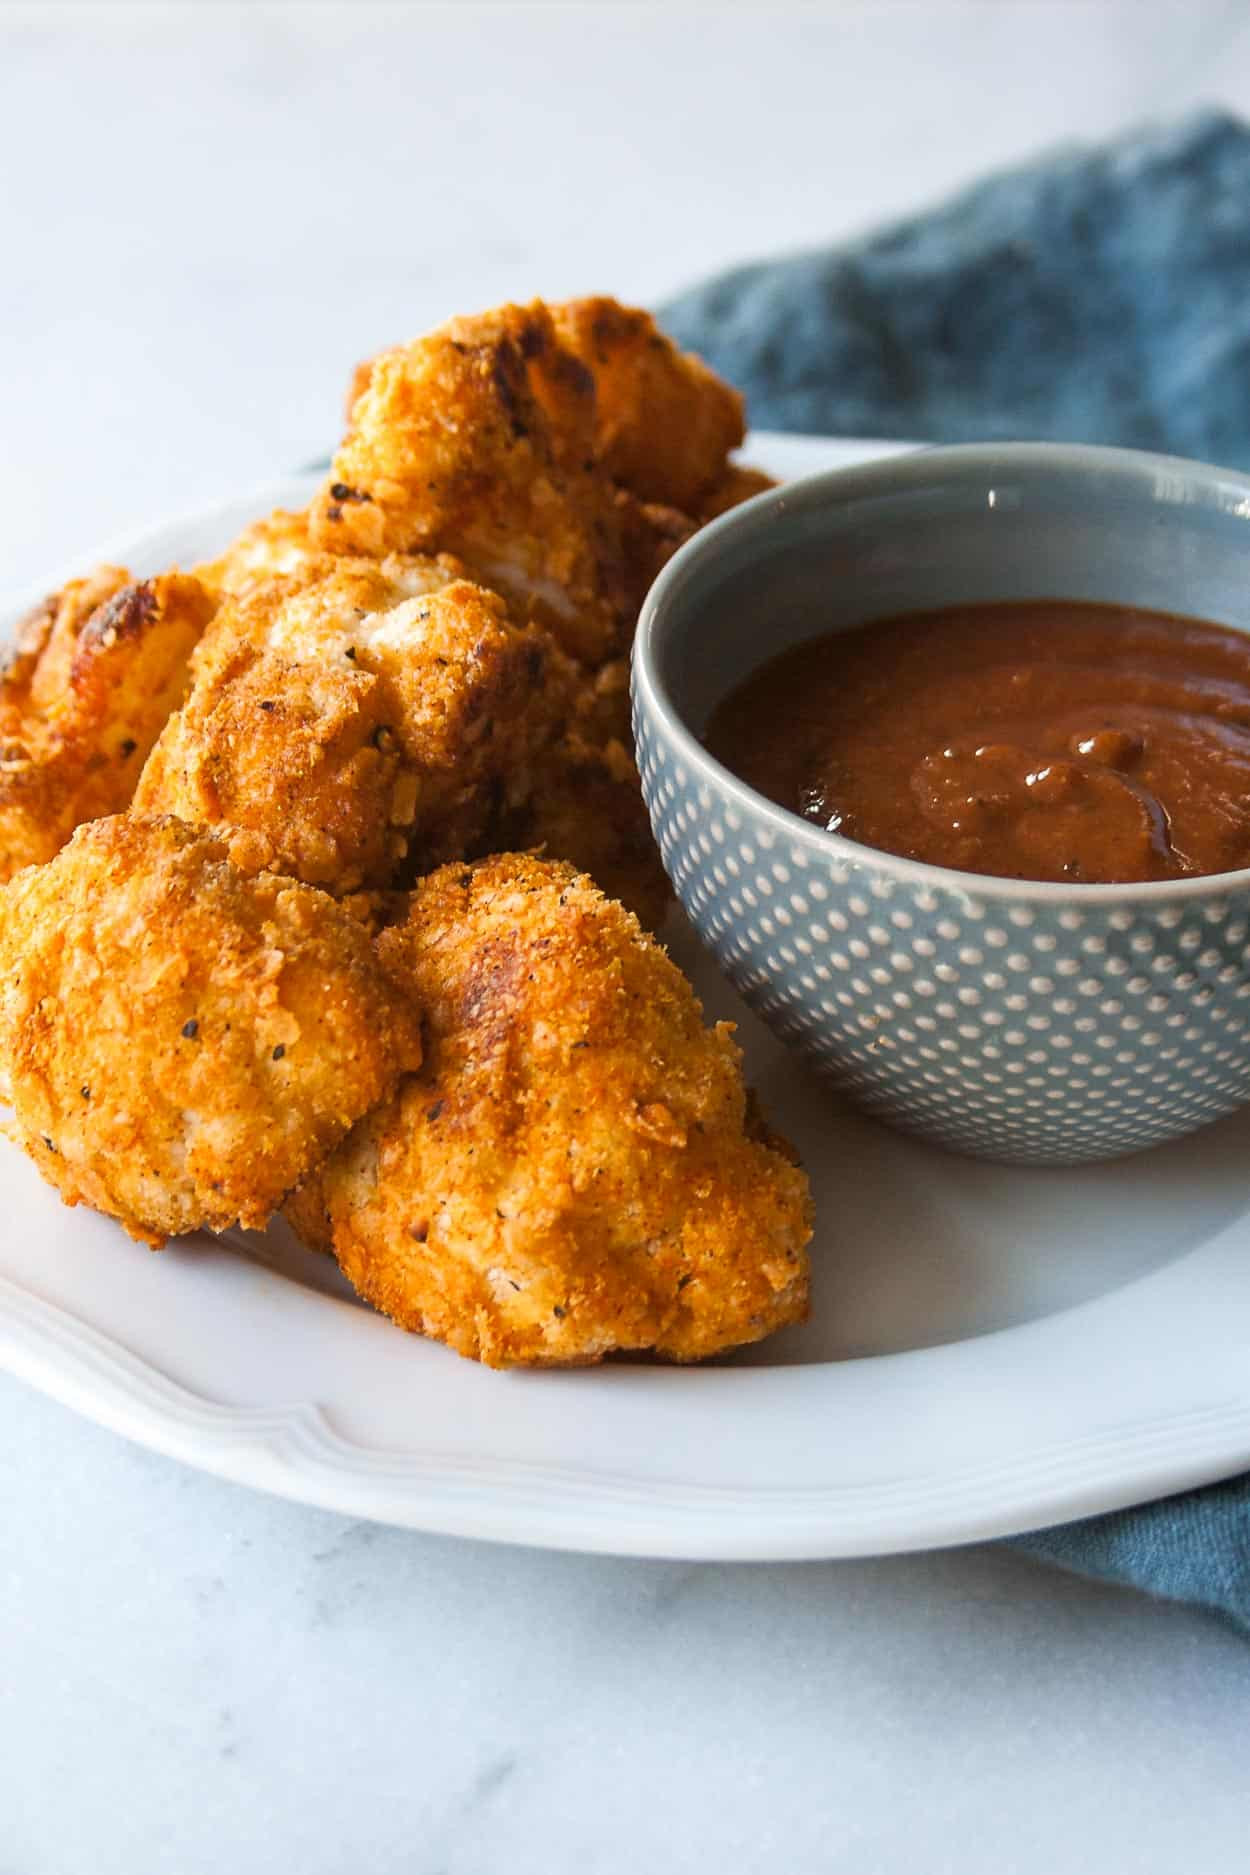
[4,431,1249,1561]
[6,1266,1250,1560]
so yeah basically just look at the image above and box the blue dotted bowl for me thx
[633,444,1250,1165]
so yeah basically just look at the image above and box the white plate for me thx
[5,434,1250,1561]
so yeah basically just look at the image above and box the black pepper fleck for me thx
[181,1019,199,1039]
[119,738,137,758]
[272,1044,285,1060]
[426,1099,444,1122]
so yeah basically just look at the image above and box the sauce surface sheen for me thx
[705,600,1250,884]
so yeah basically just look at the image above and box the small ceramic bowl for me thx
[633,443,1250,1165]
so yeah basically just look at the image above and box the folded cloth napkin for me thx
[661,111,1250,467]
[659,110,1250,1633]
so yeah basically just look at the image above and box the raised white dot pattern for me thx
[635,706,1250,1164]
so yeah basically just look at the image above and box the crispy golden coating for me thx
[552,297,745,511]
[0,565,132,734]
[310,303,631,665]
[499,730,671,932]
[333,299,752,637]
[0,571,216,883]
[136,555,576,893]
[465,650,670,926]
[287,855,811,1367]
[195,507,315,600]
[697,463,777,521]
[345,355,375,422]
[0,815,422,1244]
[613,488,697,615]
[486,658,669,926]
[571,653,632,748]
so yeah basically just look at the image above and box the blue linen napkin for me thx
[659,111,1250,1632]
[661,111,1250,467]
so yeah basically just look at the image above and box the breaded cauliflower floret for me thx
[0,571,215,881]
[489,659,669,927]
[697,463,777,521]
[0,815,422,1243]
[136,555,576,893]
[611,486,697,616]
[500,730,671,932]
[195,506,316,600]
[552,297,746,511]
[310,303,631,665]
[331,298,759,638]
[287,854,811,1367]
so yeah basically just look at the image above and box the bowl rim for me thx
[633,440,1250,909]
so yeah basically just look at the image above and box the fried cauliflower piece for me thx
[0,565,132,735]
[0,814,422,1244]
[565,653,632,749]
[487,660,669,927]
[136,554,576,893]
[499,730,671,931]
[195,506,315,600]
[332,299,753,640]
[552,297,745,511]
[697,463,777,521]
[310,303,631,665]
[0,571,216,882]
[286,854,811,1367]
[612,488,697,616]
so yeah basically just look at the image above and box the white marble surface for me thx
[4,4,1250,1868]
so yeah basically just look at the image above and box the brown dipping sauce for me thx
[705,601,1250,884]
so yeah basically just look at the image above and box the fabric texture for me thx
[1010,1480,1250,1631]
[661,111,1250,469]
[659,111,1250,1631]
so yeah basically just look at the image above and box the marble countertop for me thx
[3,6,1250,1868]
